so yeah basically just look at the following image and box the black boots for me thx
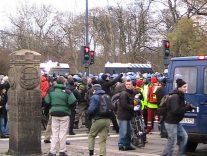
[69,131,76,135]
[73,121,79,129]
[59,152,68,156]
[89,150,94,156]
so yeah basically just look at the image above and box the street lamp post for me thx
[85,0,89,77]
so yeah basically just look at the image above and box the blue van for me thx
[165,56,207,152]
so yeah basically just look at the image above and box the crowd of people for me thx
[40,72,164,156]
[0,71,194,156]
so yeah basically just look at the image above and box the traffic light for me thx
[90,50,95,64]
[83,46,90,61]
[81,46,90,65]
[162,40,170,58]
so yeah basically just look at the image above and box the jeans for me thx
[118,120,131,148]
[4,120,9,135]
[162,122,188,156]
[0,117,6,136]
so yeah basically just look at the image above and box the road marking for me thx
[0,134,119,142]
[0,132,160,142]
[0,132,160,141]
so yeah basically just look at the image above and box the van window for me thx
[173,67,197,94]
[204,68,207,94]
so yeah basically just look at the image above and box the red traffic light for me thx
[84,46,89,53]
[165,41,170,49]
[90,51,95,57]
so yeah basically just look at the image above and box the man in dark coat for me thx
[162,79,194,156]
[117,80,136,151]
[100,73,123,133]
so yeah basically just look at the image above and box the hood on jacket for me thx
[94,89,105,95]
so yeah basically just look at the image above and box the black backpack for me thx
[111,93,120,112]
[157,94,171,116]
[98,94,113,118]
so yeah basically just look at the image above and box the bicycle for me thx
[131,111,146,147]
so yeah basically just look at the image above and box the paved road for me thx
[0,128,207,156]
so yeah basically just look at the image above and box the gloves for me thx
[134,105,140,111]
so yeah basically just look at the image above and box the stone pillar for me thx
[8,49,42,155]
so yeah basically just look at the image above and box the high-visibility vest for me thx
[147,83,160,109]
[147,102,158,109]
[141,84,149,110]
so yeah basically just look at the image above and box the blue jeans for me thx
[4,120,9,135]
[162,122,188,156]
[0,117,6,136]
[118,120,131,148]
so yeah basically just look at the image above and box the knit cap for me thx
[176,78,186,88]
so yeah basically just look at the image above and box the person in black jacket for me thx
[100,73,123,133]
[66,78,81,135]
[162,79,194,156]
[117,80,136,151]
[100,74,123,97]
[155,78,167,138]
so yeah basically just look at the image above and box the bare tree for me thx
[58,13,85,73]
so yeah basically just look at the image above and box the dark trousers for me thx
[69,106,76,133]
[111,112,119,133]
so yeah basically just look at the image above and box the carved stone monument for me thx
[8,49,42,155]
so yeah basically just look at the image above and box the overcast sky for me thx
[0,0,132,29]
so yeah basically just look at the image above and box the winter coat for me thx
[0,90,7,118]
[45,84,77,117]
[40,75,49,98]
[165,89,187,124]
[101,74,123,97]
[77,82,87,102]
[155,86,166,106]
[117,88,134,121]
[66,84,81,102]
[87,89,110,120]
[85,87,94,106]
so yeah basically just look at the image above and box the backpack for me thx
[111,93,120,112]
[157,94,170,116]
[98,94,113,117]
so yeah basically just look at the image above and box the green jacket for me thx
[45,84,77,116]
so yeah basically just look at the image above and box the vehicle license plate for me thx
[180,118,194,124]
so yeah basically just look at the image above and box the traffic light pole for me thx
[85,0,89,77]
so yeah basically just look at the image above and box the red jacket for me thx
[40,75,49,98]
